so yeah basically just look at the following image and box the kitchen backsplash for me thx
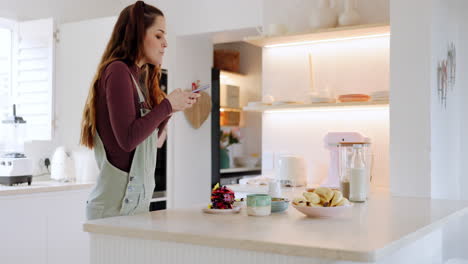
[262,108,389,190]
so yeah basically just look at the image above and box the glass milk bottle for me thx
[349,144,368,202]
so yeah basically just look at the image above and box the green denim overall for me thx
[86,74,157,220]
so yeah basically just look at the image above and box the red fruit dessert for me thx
[210,183,235,209]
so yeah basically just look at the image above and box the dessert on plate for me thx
[208,183,235,209]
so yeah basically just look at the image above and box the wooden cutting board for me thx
[184,91,212,129]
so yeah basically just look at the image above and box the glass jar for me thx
[338,142,372,201]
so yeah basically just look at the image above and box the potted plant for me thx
[220,128,240,169]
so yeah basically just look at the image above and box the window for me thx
[0,18,54,141]
[0,26,12,117]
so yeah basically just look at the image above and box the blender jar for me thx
[1,105,27,157]
[338,142,372,200]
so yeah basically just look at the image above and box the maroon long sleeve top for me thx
[95,61,172,172]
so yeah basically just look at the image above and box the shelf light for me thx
[264,105,389,114]
[265,33,390,48]
[220,107,241,112]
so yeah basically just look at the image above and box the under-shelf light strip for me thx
[264,105,389,114]
[265,33,390,48]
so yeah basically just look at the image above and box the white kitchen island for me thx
[84,192,468,264]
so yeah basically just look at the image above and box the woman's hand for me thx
[166,89,200,112]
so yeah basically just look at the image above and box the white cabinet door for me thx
[55,16,116,150]
[46,189,90,264]
[0,187,92,264]
[0,195,47,264]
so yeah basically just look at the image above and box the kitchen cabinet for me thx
[0,193,47,264]
[0,185,92,264]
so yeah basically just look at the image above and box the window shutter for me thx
[0,27,12,112]
[15,18,54,140]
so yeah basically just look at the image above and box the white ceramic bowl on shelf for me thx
[234,156,259,168]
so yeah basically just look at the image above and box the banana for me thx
[330,190,343,207]
[293,187,349,207]
[292,197,307,206]
[303,192,320,204]
[335,197,349,206]
[314,187,334,204]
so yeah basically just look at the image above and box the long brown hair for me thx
[80,1,165,149]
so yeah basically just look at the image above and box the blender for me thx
[323,132,370,188]
[0,105,33,185]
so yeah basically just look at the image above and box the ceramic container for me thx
[338,0,361,26]
[309,0,337,30]
[247,194,271,216]
[271,198,289,213]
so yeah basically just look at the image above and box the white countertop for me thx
[83,192,468,262]
[0,179,94,196]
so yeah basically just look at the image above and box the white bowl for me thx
[292,203,352,218]
[234,156,259,168]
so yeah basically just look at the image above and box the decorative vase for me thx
[309,0,337,30]
[220,148,230,169]
[338,0,361,27]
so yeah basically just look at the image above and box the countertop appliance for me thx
[0,105,33,185]
[276,155,307,187]
[324,132,370,187]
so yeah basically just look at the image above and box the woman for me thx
[80,1,199,220]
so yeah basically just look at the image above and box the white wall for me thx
[0,0,135,23]
[171,33,213,208]
[262,0,389,34]
[459,3,468,201]
[390,0,432,197]
[168,0,262,37]
[430,0,462,200]
[263,109,389,189]
[391,0,468,199]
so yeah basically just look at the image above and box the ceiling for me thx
[0,0,136,23]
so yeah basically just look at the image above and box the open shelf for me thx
[220,167,261,174]
[220,70,246,77]
[244,23,390,48]
[220,107,242,112]
[243,100,389,112]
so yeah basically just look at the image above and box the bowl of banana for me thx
[292,187,352,218]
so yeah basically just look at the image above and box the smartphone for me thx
[192,84,210,93]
